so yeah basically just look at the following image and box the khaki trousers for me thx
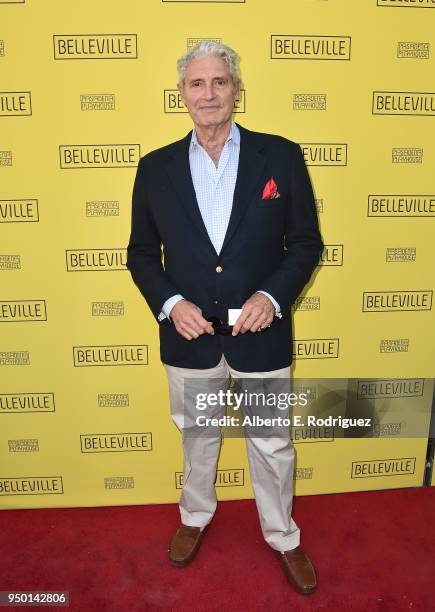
[164,354,300,552]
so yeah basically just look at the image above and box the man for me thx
[127,41,323,595]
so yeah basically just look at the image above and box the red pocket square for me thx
[262,177,280,200]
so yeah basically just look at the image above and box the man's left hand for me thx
[232,293,275,336]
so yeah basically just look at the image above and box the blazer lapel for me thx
[220,123,267,253]
[163,123,267,255]
[163,131,215,249]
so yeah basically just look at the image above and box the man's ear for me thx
[234,79,242,101]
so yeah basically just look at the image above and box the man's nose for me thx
[203,83,216,99]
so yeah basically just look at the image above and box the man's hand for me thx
[232,293,275,336]
[170,300,215,341]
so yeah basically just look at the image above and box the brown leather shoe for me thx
[277,545,317,595]
[169,524,206,567]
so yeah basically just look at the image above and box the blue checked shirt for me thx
[158,122,280,321]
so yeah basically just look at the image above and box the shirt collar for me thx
[190,121,240,151]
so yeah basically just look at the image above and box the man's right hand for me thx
[170,300,215,341]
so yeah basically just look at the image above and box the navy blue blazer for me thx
[126,123,323,371]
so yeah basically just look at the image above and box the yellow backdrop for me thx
[1,0,434,509]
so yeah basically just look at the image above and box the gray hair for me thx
[177,40,241,89]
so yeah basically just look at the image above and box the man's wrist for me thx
[159,294,185,322]
[256,290,282,319]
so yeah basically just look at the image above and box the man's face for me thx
[178,55,240,130]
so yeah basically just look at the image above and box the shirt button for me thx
[216,266,223,273]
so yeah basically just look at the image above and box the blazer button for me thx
[215,265,223,273]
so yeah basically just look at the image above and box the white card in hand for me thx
[228,309,243,326]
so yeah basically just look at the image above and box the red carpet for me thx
[1,487,434,611]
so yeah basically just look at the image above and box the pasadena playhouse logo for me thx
[186,37,221,50]
[73,345,148,367]
[176,469,244,489]
[319,245,343,266]
[80,432,152,452]
[271,35,351,60]
[377,0,435,7]
[86,200,119,217]
[351,457,415,479]
[293,384,318,400]
[386,247,416,262]
[98,393,129,407]
[293,338,339,359]
[0,351,29,366]
[53,34,137,59]
[59,145,140,168]
[292,296,320,311]
[397,42,430,59]
[295,467,314,480]
[300,144,347,166]
[380,339,409,353]
[66,248,127,271]
[92,301,124,316]
[8,439,38,453]
[0,151,12,166]
[164,89,245,113]
[8,438,39,452]
[372,91,435,116]
[362,290,432,312]
[104,477,134,490]
[392,148,423,163]
[80,94,115,111]
[0,393,55,413]
[0,477,63,496]
[373,422,403,437]
[0,199,39,223]
[357,378,424,399]
[368,195,435,217]
[293,94,326,111]
[0,92,31,116]
[0,300,46,322]
[0,255,20,269]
